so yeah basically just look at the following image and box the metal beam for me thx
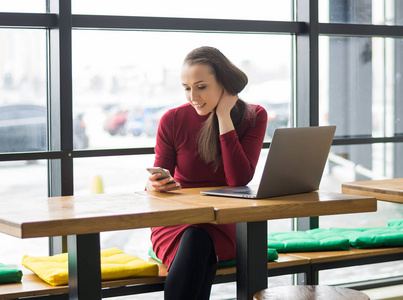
[319,23,403,37]
[72,15,306,34]
[0,12,56,28]
[47,0,73,255]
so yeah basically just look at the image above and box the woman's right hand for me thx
[146,170,181,192]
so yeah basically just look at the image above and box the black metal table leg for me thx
[68,233,102,300]
[236,221,268,300]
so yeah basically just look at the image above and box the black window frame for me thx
[1,0,403,288]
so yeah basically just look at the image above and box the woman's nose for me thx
[190,89,198,100]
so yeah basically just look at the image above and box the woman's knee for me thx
[178,227,216,263]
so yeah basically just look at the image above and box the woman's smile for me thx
[192,102,207,109]
[181,63,223,116]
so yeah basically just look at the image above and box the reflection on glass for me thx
[318,142,403,285]
[72,0,292,21]
[72,30,292,149]
[74,155,156,195]
[0,159,48,268]
[319,261,403,286]
[0,160,47,199]
[322,142,402,192]
[0,0,45,13]
[321,144,402,225]
[319,36,402,138]
[0,234,48,268]
[319,0,403,25]
[0,29,47,153]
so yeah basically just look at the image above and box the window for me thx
[1,0,403,294]
[72,30,292,148]
[319,36,402,138]
[0,1,45,13]
[320,0,403,25]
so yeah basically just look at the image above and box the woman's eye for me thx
[198,86,206,90]
[184,87,190,91]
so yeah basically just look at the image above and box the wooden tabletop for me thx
[1,188,378,239]
[342,178,403,203]
[141,187,378,224]
[0,193,215,239]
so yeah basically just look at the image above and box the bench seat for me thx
[1,248,403,299]
[0,254,309,299]
[289,247,403,285]
[0,272,67,300]
[290,246,403,264]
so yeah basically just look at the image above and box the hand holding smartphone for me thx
[146,167,177,183]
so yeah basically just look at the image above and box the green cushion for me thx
[268,229,350,252]
[387,219,403,229]
[330,227,403,248]
[267,248,279,261]
[0,263,23,284]
[148,247,278,267]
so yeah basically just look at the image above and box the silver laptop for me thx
[201,126,336,199]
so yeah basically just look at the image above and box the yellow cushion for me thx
[22,247,158,286]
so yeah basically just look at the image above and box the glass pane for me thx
[319,261,403,286]
[319,36,403,137]
[72,0,292,21]
[0,0,45,13]
[0,159,48,266]
[318,142,403,284]
[0,29,47,153]
[319,0,403,25]
[321,143,403,225]
[72,30,292,149]
[74,155,155,195]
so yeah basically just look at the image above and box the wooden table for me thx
[142,188,377,300]
[342,178,403,203]
[0,193,215,300]
[0,189,377,300]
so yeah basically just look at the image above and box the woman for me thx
[146,46,267,299]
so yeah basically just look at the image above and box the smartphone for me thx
[146,167,177,183]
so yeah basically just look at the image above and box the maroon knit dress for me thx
[151,102,267,269]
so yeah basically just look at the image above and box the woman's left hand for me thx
[216,89,238,119]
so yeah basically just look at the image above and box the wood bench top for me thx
[0,270,166,300]
[2,248,402,299]
[0,254,309,299]
[289,247,403,264]
[0,272,68,300]
[254,285,370,300]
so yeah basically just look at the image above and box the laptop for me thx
[201,126,336,199]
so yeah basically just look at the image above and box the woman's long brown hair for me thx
[183,46,255,171]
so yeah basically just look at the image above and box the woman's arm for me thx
[220,105,268,186]
[146,111,181,192]
[216,90,238,135]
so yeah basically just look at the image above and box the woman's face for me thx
[181,63,223,116]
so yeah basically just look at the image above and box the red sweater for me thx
[151,103,267,268]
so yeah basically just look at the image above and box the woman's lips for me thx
[193,103,206,109]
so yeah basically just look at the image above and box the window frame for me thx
[1,0,403,289]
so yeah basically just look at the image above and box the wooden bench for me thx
[290,247,403,287]
[0,254,309,299]
[1,248,403,299]
[254,285,370,300]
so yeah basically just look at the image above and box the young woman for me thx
[146,46,267,299]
